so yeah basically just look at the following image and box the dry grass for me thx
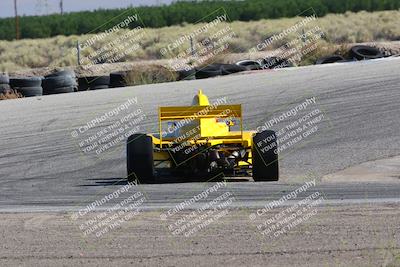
[0,90,23,100]
[0,10,399,72]
[124,65,178,86]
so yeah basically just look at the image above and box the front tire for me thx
[127,134,155,183]
[252,130,279,181]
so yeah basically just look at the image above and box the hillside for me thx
[0,0,399,40]
[0,10,399,72]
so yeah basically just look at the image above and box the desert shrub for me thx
[0,90,23,100]
[124,65,177,86]
[1,0,400,40]
[0,11,399,71]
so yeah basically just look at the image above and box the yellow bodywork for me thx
[149,90,254,168]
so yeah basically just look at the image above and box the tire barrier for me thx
[220,64,247,75]
[315,55,346,65]
[194,64,247,80]
[45,69,76,79]
[8,46,384,98]
[350,45,384,60]
[43,69,77,95]
[0,84,11,95]
[10,77,42,88]
[177,69,196,81]
[10,77,43,97]
[0,73,10,84]
[78,77,89,91]
[0,74,10,94]
[261,57,294,69]
[314,46,385,65]
[235,60,261,70]
[109,72,128,88]
[78,76,110,90]
[12,86,43,97]
[195,65,223,79]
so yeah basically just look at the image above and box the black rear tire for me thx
[127,134,155,183]
[252,130,279,181]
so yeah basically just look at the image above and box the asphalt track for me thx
[0,58,399,211]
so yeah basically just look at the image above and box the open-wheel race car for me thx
[127,90,279,183]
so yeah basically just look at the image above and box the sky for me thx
[0,0,175,18]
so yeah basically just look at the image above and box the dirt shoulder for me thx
[1,204,399,267]
[323,155,400,183]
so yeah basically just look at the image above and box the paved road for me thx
[0,58,399,211]
[0,181,399,212]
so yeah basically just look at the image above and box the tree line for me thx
[0,0,399,40]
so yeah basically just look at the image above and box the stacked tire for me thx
[10,77,43,97]
[315,55,345,65]
[220,64,247,75]
[261,57,294,69]
[78,76,110,91]
[235,60,261,70]
[109,72,127,88]
[194,63,246,80]
[0,74,10,95]
[42,70,77,95]
[315,45,384,65]
[177,69,196,81]
[350,45,383,60]
[195,65,222,79]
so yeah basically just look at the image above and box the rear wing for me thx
[158,104,243,144]
[159,104,242,120]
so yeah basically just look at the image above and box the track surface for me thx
[0,58,399,211]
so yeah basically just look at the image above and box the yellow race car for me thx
[127,90,279,183]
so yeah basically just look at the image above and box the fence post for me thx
[77,41,81,65]
[190,36,195,57]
